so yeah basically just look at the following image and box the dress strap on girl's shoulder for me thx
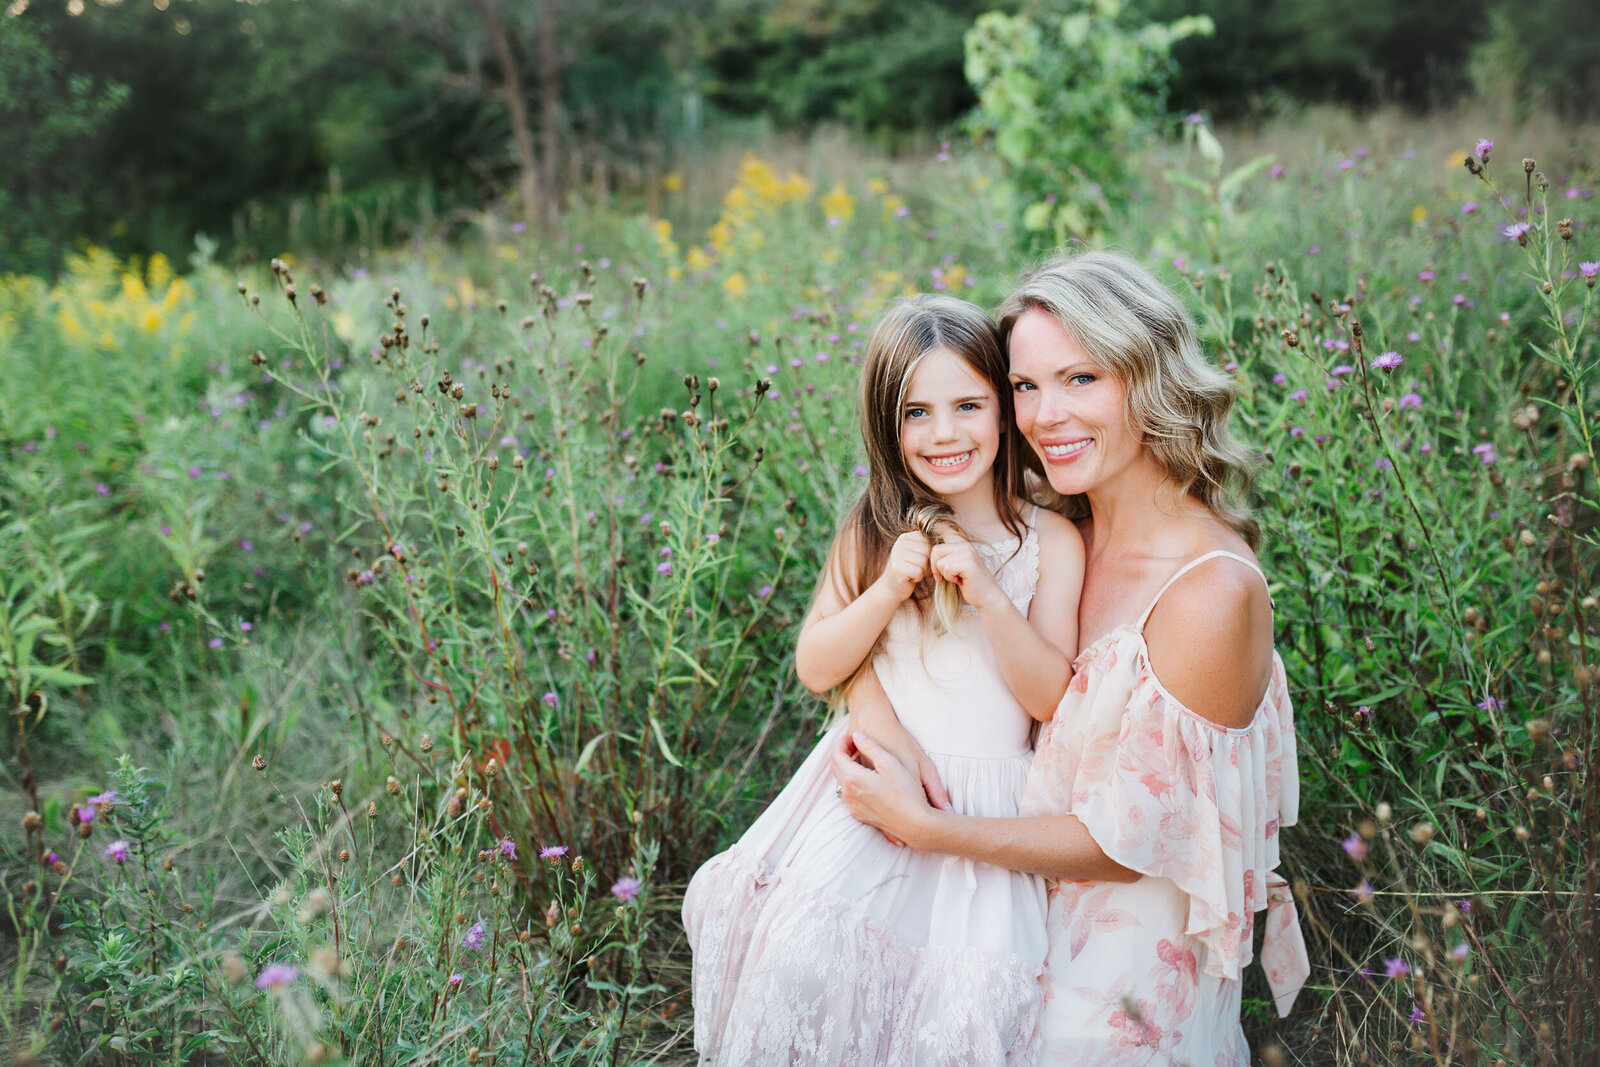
[1136,550,1270,631]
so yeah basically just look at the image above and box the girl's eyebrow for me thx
[902,394,990,407]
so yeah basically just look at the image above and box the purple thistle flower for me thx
[461,919,488,952]
[1289,389,1308,402]
[1471,443,1497,465]
[542,692,558,707]
[447,972,463,986]
[1370,351,1402,370]
[102,840,130,864]
[1451,942,1471,962]
[95,483,110,496]
[76,805,97,824]
[1354,705,1373,724]
[1342,832,1370,861]
[1399,393,1423,409]
[1353,878,1374,904]
[610,876,641,903]
[758,584,774,598]
[1384,956,1411,979]
[209,637,224,650]
[1331,364,1354,377]
[254,963,299,989]
[1289,427,1306,438]
[1461,201,1478,214]
[1474,138,1493,161]
[1580,261,1599,281]
[656,561,672,576]
[1417,270,1435,282]
[88,790,119,810]
[1269,164,1284,179]
[1502,222,1532,242]
[1375,456,1393,470]
[498,839,517,859]
[1272,373,1287,386]
[1409,1005,1426,1025]
[539,844,569,860]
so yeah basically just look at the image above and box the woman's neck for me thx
[1081,456,1203,558]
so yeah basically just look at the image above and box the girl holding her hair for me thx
[684,293,1084,1066]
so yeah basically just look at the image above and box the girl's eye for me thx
[904,407,926,419]
[958,401,981,412]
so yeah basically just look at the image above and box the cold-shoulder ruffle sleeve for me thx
[1024,638,1306,1011]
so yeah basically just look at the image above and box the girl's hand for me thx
[878,530,932,602]
[929,536,1007,614]
[830,731,938,848]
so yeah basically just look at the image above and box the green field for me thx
[4,105,1600,1063]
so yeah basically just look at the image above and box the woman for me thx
[832,250,1308,1065]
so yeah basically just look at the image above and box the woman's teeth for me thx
[1043,440,1090,458]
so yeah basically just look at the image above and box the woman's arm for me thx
[830,730,1137,882]
[794,530,929,694]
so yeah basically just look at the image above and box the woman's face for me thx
[1007,309,1142,498]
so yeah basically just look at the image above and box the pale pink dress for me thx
[1022,551,1310,1066]
[683,518,1050,1066]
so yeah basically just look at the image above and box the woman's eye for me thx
[1069,373,1097,386]
[1011,381,1036,393]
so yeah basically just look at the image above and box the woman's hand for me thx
[929,535,1007,614]
[830,731,940,849]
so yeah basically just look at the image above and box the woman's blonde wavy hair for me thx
[997,250,1261,548]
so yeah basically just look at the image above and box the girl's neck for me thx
[936,476,1006,540]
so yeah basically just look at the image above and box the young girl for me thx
[682,294,1084,1066]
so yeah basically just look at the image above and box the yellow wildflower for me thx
[686,247,713,273]
[147,253,173,290]
[781,173,813,202]
[820,182,855,222]
[652,218,673,244]
[140,308,163,333]
[723,272,748,299]
[663,171,684,192]
[1410,205,1427,223]
[667,266,682,281]
[867,178,888,196]
[162,277,190,310]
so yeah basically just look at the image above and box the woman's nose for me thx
[1033,385,1070,428]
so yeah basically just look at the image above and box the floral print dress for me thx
[1022,551,1309,1066]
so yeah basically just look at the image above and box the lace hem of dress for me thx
[686,845,1044,1067]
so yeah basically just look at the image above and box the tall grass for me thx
[2,109,1598,1063]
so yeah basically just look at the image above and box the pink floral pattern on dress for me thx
[1024,556,1307,1067]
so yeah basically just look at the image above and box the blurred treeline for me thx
[2,0,1596,275]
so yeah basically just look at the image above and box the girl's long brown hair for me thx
[820,294,1028,626]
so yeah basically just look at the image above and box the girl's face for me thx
[1007,309,1143,497]
[898,347,1001,501]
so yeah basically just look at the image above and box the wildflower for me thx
[1289,427,1305,438]
[1474,138,1493,162]
[88,790,119,811]
[255,963,299,989]
[1354,705,1373,724]
[610,876,641,903]
[1451,942,1471,962]
[758,584,773,598]
[1342,833,1369,861]
[542,692,558,707]
[1384,957,1410,979]
[499,839,516,859]
[1269,164,1284,179]
[1581,261,1599,286]
[722,273,748,299]
[1353,878,1374,904]
[1417,270,1435,282]
[1502,222,1531,244]
[209,638,224,650]
[102,839,130,864]
[95,483,110,496]
[1477,696,1503,712]
[1330,364,1354,377]
[1289,389,1308,402]
[656,562,673,576]
[1399,393,1422,409]
[1272,373,1287,386]
[461,919,487,952]
[188,466,202,478]
[1471,443,1497,465]
[447,973,463,986]
[76,805,97,824]
[1409,1005,1426,1025]
[540,845,568,861]
[1370,351,1402,370]
[240,621,253,632]
[1461,201,1478,214]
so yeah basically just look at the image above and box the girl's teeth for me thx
[929,451,971,468]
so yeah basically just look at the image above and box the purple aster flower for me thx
[1409,1005,1426,1025]
[255,963,299,989]
[1472,443,1497,465]
[1342,832,1369,861]
[461,919,487,952]
[1331,364,1354,377]
[1370,351,1402,370]
[1451,942,1471,962]
[1474,138,1493,162]
[540,844,569,861]
[1580,261,1599,282]
[1384,956,1411,979]
[102,840,130,864]
[610,876,641,903]
[498,839,516,859]
[1399,393,1422,409]
[1289,389,1308,402]
[542,692,558,707]
[1503,222,1532,243]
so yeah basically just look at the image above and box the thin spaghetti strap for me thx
[1135,550,1270,631]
